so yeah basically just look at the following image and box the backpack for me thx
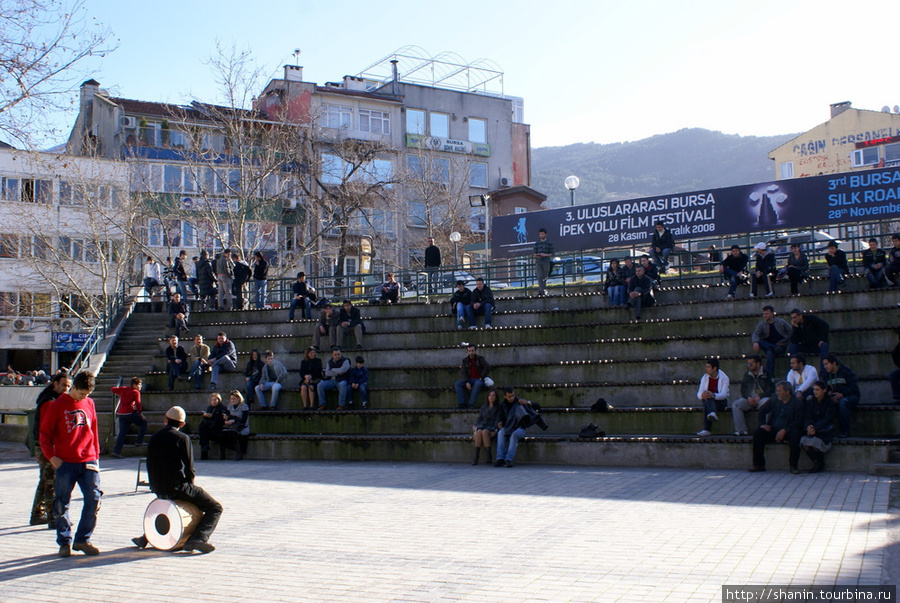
[578,423,606,438]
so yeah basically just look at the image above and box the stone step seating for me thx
[91,284,899,470]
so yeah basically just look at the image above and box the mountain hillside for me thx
[531,128,797,208]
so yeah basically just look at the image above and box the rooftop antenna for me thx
[292,49,301,66]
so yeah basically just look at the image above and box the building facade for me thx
[769,102,900,179]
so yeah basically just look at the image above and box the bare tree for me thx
[0,0,116,146]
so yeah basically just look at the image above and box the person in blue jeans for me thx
[449,281,472,330]
[317,348,351,409]
[494,387,543,468]
[347,356,369,409]
[466,278,494,329]
[824,241,848,293]
[454,344,490,408]
[288,272,315,321]
[649,221,674,273]
[719,245,749,300]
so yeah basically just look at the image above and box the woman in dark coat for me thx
[299,347,323,410]
[801,381,835,473]
[472,389,502,465]
[196,249,217,309]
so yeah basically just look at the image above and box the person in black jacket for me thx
[627,265,655,321]
[801,381,835,473]
[822,354,861,438]
[167,292,190,339]
[424,237,441,294]
[242,349,264,407]
[862,238,888,289]
[288,272,317,321]
[195,250,217,310]
[337,299,364,349]
[28,371,71,526]
[649,221,674,273]
[783,243,809,296]
[749,381,805,473]
[824,241,849,293]
[466,278,494,329]
[252,251,268,309]
[750,242,776,298]
[604,259,627,307]
[885,234,900,284]
[719,245,749,300]
[789,309,830,370]
[231,251,251,310]
[132,406,222,553]
[450,281,472,330]
[173,250,189,300]
[165,335,188,391]
[198,393,227,460]
[472,389,501,465]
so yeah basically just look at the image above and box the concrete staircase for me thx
[95,272,900,472]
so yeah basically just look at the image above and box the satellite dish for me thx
[882,106,891,113]
[894,105,900,114]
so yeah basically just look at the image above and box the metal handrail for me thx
[66,281,131,375]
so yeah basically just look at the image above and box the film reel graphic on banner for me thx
[142,499,202,551]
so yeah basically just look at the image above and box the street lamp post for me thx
[565,175,580,206]
[449,231,461,267]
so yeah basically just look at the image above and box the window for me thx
[852,147,879,167]
[468,118,487,143]
[1,177,20,201]
[407,201,427,228]
[430,112,449,138]
[515,207,527,214]
[344,257,358,277]
[434,157,450,184]
[147,219,164,247]
[469,162,488,188]
[359,109,390,135]
[0,234,18,258]
[365,158,393,186]
[326,105,352,129]
[244,222,276,251]
[321,153,350,185]
[406,109,426,135]
[164,165,183,193]
[21,179,52,203]
[780,162,794,179]
[885,142,900,163]
[0,291,15,315]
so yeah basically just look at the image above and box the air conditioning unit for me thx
[13,318,30,331]
[499,177,511,187]
[60,319,79,332]
[121,116,137,128]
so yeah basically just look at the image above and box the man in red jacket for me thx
[39,371,102,557]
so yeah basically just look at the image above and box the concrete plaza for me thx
[0,442,897,602]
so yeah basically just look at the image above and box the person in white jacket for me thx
[696,358,730,436]
[786,354,818,398]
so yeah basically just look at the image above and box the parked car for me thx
[547,256,607,285]
[403,270,508,297]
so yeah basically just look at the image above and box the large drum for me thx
[142,498,202,551]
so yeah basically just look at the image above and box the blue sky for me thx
[69,0,900,148]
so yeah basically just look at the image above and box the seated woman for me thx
[220,390,250,461]
[801,380,835,473]
[472,389,501,465]
[243,349,264,407]
[299,347,323,410]
[198,393,228,460]
[604,259,627,308]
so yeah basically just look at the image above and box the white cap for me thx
[754,242,767,250]
[165,406,186,423]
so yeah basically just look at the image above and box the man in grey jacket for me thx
[317,348,351,410]
[751,305,791,377]
[255,350,288,410]
[730,355,776,436]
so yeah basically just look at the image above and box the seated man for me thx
[378,273,400,304]
[254,350,288,410]
[822,353,860,438]
[824,241,849,293]
[165,335,188,391]
[719,244,749,300]
[861,238,887,290]
[187,334,210,391]
[143,256,161,299]
[639,255,660,287]
[312,303,339,351]
[133,406,222,554]
[751,305,791,377]
[786,354,818,398]
[789,308,830,370]
[627,265,655,321]
[783,243,809,296]
[494,387,547,468]
[466,278,494,330]
[454,344,490,409]
[206,332,237,390]
[347,356,369,409]
[730,355,775,436]
[317,347,351,410]
[749,380,805,474]
[449,281,472,330]
[337,299,364,349]
[750,242,776,298]
[695,358,730,436]
[288,272,316,321]
[167,292,190,338]
[649,221,674,273]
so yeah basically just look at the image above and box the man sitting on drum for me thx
[132,406,223,554]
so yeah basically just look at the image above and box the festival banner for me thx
[492,167,900,258]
